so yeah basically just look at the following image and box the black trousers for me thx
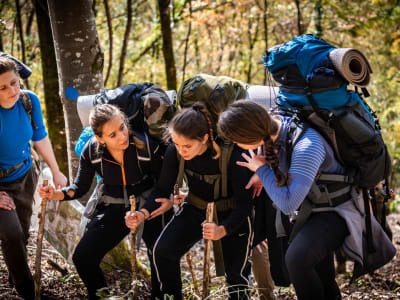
[153,203,252,300]
[0,164,38,300]
[285,212,349,300]
[72,203,172,300]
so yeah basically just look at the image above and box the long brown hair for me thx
[218,100,288,186]
[164,101,221,159]
[89,104,145,150]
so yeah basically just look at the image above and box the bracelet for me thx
[137,210,148,220]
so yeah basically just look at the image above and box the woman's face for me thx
[235,140,264,150]
[0,70,20,109]
[171,131,208,160]
[96,115,129,152]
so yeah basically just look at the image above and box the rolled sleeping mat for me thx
[77,94,96,127]
[246,85,279,110]
[328,48,373,88]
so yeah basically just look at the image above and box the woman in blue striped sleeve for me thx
[217,100,394,300]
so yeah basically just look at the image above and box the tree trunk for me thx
[34,0,68,177]
[262,0,268,85]
[181,0,192,83]
[117,0,132,87]
[157,0,176,90]
[47,0,104,181]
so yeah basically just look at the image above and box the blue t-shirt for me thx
[0,90,47,182]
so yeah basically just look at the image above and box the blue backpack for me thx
[265,34,393,253]
[264,34,391,190]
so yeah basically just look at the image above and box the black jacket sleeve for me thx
[61,142,96,200]
[219,146,253,235]
[143,144,178,212]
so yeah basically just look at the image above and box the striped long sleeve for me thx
[255,129,326,215]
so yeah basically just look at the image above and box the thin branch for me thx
[117,0,132,86]
[181,0,192,83]
[103,0,113,86]
[15,0,30,89]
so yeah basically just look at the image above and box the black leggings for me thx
[153,203,252,300]
[285,212,349,300]
[72,204,172,300]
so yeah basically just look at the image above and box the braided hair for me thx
[164,101,221,159]
[218,100,289,186]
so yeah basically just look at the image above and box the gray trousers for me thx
[0,164,38,299]
[251,244,276,300]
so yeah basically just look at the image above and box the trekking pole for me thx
[34,179,48,300]
[202,202,215,299]
[129,195,138,299]
[174,184,200,296]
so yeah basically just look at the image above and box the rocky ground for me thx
[1,212,400,299]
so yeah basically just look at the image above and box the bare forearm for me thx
[33,136,59,173]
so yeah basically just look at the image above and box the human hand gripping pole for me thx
[202,202,215,299]
[34,179,48,300]
[174,184,200,296]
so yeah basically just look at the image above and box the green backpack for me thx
[177,73,248,116]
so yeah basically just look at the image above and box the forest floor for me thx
[1,212,400,299]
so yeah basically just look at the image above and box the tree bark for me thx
[47,0,104,181]
[315,0,323,37]
[117,0,132,87]
[157,0,177,90]
[34,0,68,177]
[262,0,268,85]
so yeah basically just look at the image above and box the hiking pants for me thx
[0,164,38,299]
[285,212,349,300]
[153,203,252,300]
[251,244,276,300]
[72,203,172,300]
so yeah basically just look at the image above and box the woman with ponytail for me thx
[218,100,367,300]
[125,102,254,299]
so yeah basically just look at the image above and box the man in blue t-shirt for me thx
[0,56,67,299]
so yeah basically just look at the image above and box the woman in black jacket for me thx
[39,104,172,299]
[125,102,254,300]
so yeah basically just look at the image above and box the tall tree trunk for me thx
[294,0,303,35]
[158,0,177,90]
[15,0,30,89]
[47,0,104,181]
[117,0,132,87]
[247,15,260,84]
[103,0,113,86]
[34,0,68,177]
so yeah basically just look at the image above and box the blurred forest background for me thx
[1,0,399,193]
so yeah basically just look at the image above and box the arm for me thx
[33,136,67,188]
[143,144,178,215]
[255,130,326,215]
[28,91,67,188]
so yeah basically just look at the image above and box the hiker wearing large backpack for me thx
[38,104,172,300]
[0,56,67,300]
[125,102,254,300]
[218,100,395,300]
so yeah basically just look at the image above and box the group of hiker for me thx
[0,34,397,300]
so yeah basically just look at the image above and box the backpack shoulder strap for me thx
[176,149,185,188]
[20,90,37,129]
[219,141,234,198]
